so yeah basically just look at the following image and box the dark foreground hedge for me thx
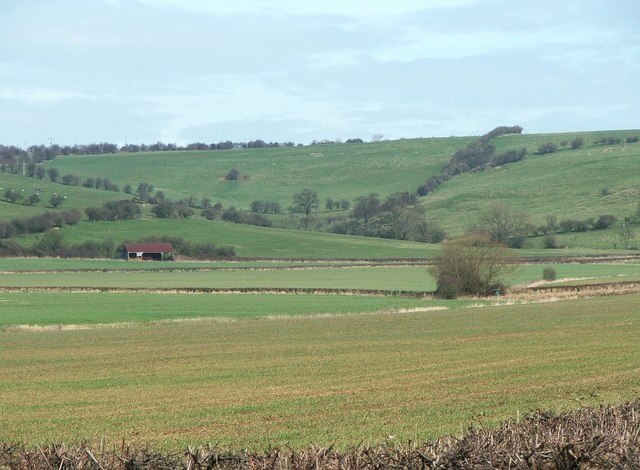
[2,401,639,469]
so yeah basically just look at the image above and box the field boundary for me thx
[3,279,640,299]
[0,286,434,298]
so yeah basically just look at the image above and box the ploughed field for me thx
[1,258,639,449]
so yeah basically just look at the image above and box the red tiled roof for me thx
[125,243,174,253]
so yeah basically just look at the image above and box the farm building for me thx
[124,243,174,261]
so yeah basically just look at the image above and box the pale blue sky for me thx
[1,0,638,145]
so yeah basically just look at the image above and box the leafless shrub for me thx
[2,401,639,469]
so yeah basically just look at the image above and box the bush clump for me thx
[542,267,557,281]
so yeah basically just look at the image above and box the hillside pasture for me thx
[424,134,640,236]
[15,218,442,259]
[1,295,638,448]
[2,130,639,255]
[41,138,466,208]
[0,172,127,217]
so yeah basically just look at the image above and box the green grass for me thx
[0,172,127,217]
[16,219,442,259]
[3,260,640,291]
[41,138,467,207]
[1,295,638,448]
[0,292,459,328]
[424,131,640,235]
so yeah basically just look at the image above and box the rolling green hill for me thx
[40,138,468,206]
[424,130,640,235]
[2,129,639,257]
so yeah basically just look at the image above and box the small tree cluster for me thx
[0,231,117,259]
[85,200,141,221]
[558,215,616,233]
[221,207,272,227]
[570,136,585,149]
[492,148,528,166]
[201,202,224,220]
[593,136,621,146]
[477,204,530,248]
[537,142,557,154]
[417,126,525,197]
[327,191,445,242]
[535,213,617,237]
[152,201,194,219]
[250,200,282,214]
[3,187,42,206]
[430,234,516,298]
[0,209,81,238]
[325,197,351,211]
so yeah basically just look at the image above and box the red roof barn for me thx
[125,243,174,261]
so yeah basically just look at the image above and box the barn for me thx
[124,243,174,261]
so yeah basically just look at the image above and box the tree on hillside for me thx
[49,193,65,208]
[538,142,557,154]
[46,167,59,182]
[291,188,319,230]
[226,168,240,181]
[136,182,154,203]
[351,193,381,236]
[570,137,585,149]
[429,234,516,298]
[3,188,21,203]
[478,203,529,247]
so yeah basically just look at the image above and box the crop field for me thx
[2,260,640,291]
[0,292,463,328]
[1,294,639,448]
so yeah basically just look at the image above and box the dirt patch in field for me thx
[510,280,640,302]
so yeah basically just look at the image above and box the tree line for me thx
[0,232,235,260]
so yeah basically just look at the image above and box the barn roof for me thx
[125,243,174,253]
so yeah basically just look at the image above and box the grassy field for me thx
[0,172,125,218]
[0,291,462,328]
[37,130,640,229]
[40,138,466,207]
[425,133,640,235]
[2,260,640,291]
[1,295,638,448]
[16,219,443,259]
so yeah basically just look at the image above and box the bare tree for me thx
[479,203,528,246]
[429,234,517,298]
[291,188,319,230]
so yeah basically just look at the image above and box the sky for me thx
[0,0,638,146]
